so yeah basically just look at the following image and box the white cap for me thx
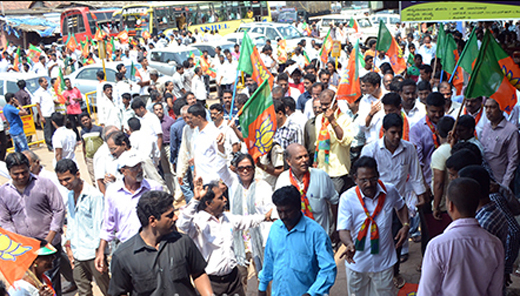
[117,150,143,172]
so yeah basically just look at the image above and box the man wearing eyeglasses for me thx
[337,156,410,296]
[209,103,240,164]
[438,81,462,118]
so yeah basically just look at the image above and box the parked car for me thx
[224,32,267,48]
[66,62,140,108]
[0,72,49,108]
[310,14,378,45]
[148,46,201,76]
[371,13,401,32]
[237,22,314,53]
[190,40,236,57]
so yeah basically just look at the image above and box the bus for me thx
[61,7,120,43]
[120,1,271,38]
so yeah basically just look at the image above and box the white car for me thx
[0,72,49,108]
[371,13,401,33]
[148,46,201,77]
[237,22,314,53]
[190,41,236,57]
[66,62,140,107]
[310,14,378,45]
[224,32,267,48]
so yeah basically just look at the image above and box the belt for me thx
[208,267,238,283]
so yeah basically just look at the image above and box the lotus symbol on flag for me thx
[254,115,275,154]
[502,65,520,90]
[0,234,33,261]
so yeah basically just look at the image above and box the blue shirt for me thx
[297,91,312,111]
[4,104,23,135]
[259,215,337,296]
[170,117,186,164]
[66,182,104,261]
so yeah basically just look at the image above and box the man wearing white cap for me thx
[94,149,163,274]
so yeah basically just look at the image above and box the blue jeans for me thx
[11,132,29,152]
[180,170,194,203]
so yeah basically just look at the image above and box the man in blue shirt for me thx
[3,92,29,152]
[258,186,337,296]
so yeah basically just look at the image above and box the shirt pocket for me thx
[289,248,314,283]
[131,271,157,295]
[170,260,189,281]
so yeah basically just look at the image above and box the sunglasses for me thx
[236,165,254,172]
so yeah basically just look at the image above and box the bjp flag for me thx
[0,227,41,287]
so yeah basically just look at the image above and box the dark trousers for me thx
[73,259,110,296]
[60,250,74,283]
[209,267,245,296]
[0,130,7,161]
[43,117,55,150]
[203,74,210,93]
[46,244,63,296]
[67,114,81,141]
[392,211,403,276]
[418,204,433,255]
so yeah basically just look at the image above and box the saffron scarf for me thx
[379,111,410,141]
[289,169,314,219]
[425,116,440,148]
[464,107,483,138]
[355,180,387,254]
[314,110,339,164]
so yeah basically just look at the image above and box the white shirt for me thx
[52,126,77,168]
[358,109,384,145]
[171,71,185,98]
[138,111,162,139]
[192,74,207,101]
[138,68,151,95]
[176,125,196,178]
[221,60,238,85]
[260,53,276,72]
[275,168,339,235]
[361,138,426,196]
[288,111,308,132]
[114,81,132,108]
[193,122,220,183]
[48,59,65,78]
[292,54,306,70]
[374,55,390,69]
[33,62,47,76]
[98,97,123,128]
[129,130,160,166]
[337,181,405,273]
[177,199,266,276]
[33,87,55,117]
[404,101,427,129]
[215,120,240,163]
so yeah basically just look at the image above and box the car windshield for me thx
[221,44,234,53]
[357,18,372,28]
[238,27,251,33]
[174,50,201,64]
[278,25,302,39]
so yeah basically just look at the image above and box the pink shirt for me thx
[63,87,82,115]
[418,218,504,296]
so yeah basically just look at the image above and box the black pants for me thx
[209,267,245,296]
[203,74,210,93]
[392,211,403,276]
[43,117,55,150]
[418,204,433,255]
[0,130,7,161]
[46,243,63,296]
[67,114,81,141]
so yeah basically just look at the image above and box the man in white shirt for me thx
[357,72,384,144]
[178,176,272,296]
[47,53,65,78]
[417,35,436,65]
[208,103,240,162]
[33,77,57,150]
[188,104,220,184]
[98,84,123,130]
[33,55,48,76]
[338,156,410,296]
[220,52,238,91]
[137,57,152,95]
[127,117,160,167]
[51,112,77,169]
[277,73,301,103]
[171,65,186,99]
[399,79,426,128]
[192,67,207,101]
[131,98,163,152]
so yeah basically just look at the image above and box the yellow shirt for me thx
[314,111,354,177]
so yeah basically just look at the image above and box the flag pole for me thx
[449,27,476,84]
[450,97,466,138]
[229,70,240,121]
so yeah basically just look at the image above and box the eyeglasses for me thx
[357,176,378,184]
[236,165,254,172]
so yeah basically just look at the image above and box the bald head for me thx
[22,150,39,162]
[438,81,452,91]
[447,177,481,218]
[103,125,119,141]
[285,143,306,159]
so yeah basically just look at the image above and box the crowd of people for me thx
[1,18,520,296]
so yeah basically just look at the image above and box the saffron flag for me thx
[81,36,90,59]
[200,56,217,78]
[54,68,67,104]
[66,33,78,52]
[302,21,311,36]
[337,40,361,103]
[26,44,42,64]
[0,227,41,287]
[376,20,406,74]
[277,39,288,64]
[237,31,274,87]
[106,37,115,61]
[319,29,333,64]
[465,31,518,114]
[238,79,277,161]
[117,29,129,44]
[457,28,479,75]
[13,47,21,72]
[142,30,151,40]
[130,61,142,80]
[94,26,107,41]
[349,17,359,33]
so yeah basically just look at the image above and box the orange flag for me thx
[142,30,151,40]
[117,30,129,44]
[337,40,361,103]
[0,227,41,287]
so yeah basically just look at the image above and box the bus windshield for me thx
[122,13,150,34]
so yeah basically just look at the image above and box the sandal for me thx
[513,268,520,277]
[412,235,422,243]
[400,254,409,263]
[393,275,406,289]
